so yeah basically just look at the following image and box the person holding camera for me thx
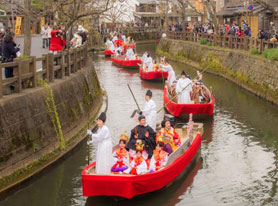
[2,33,20,78]
[49,29,66,54]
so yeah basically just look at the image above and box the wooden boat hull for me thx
[164,87,214,119]
[104,50,115,57]
[82,132,201,199]
[112,57,142,69]
[139,67,168,81]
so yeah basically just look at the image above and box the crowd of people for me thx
[105,31,139,60]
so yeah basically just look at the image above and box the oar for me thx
[127,84,141,118]
[157,62,213,114]
[87,107,91,165]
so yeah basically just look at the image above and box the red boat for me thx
[112,57,142,69]
[164,86,214,119]
[82,123,203,199]
[139,67,168,81]
[104,50,115,57]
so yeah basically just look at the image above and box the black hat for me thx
[138,115,146,121]
[98,112,106,123]
[165,58,169,63]
[181,70,186,76]
[146,90,152,98]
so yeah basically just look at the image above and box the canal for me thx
[1,42,278,206]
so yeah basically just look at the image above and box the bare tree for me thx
[24,0,31,56]
[44,0,111,31]
[103,0,134,25]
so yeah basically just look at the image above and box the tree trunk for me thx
[24,0,31,56]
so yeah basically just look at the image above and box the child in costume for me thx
[149,137,168,173]
[111,132,130,173]
[125,139,148,175]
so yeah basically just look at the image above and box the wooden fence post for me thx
[48,53,54,81]
[66,49,71,76]
[73,49,78,73]
[16,60,22,93]
[31,56,37,88]
[0,63,3,98]
[42,54,49,82]
[61,51,65,78]
[228,35,233,48]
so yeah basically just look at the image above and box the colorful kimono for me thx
[149,149,168,172]
[156,127,181,152]
[125,156,148,175]
[111,148,129,173]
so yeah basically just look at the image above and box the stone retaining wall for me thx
[157,38,278,104]
[0,62,102,184]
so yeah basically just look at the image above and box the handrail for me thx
[0,42,88,98]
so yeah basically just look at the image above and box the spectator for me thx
[49,30,66,54]
[41,24,49,48]
[47,24,52,48]
[3,33,20,78]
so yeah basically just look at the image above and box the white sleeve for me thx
[137,161,148,175]
[149,156,156,171]
[90,127,109,144]
[142,101,155,115]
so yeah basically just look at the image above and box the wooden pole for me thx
[32,56,37,88]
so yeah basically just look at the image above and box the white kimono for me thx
[149,151,168,172]
[122,35,126,43]
[112,36,118,43]
[161,64,176,86]
[142,99,157,131]
[88,125,113,174]
[145,57,153,72]
[142,54,148,64]
[176,77,192,104]
[105,40,114,51]
[124,158,148,175]
[126,48,135,60]
[115,47,122,56]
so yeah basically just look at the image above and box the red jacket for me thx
[49,30,66,51]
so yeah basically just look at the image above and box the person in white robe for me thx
[87,112,113,174]
[176,70,193,104]
[105,39,114,51]
[112,34,118,43]
[141,90,157,131]
[145,55,153,72]
[125,47,135,60]
[122,35,126,43]
[115,45,122,57]
[160,59,176,87]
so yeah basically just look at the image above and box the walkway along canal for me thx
[1,42,278,205]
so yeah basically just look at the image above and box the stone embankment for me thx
[0,61,103,193]
[157,38,278,104]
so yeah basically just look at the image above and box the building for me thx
[217,0,278,37]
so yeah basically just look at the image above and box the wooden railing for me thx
[167,31,278,53]
[0,43,88,98]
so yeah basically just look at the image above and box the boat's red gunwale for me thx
[139,67,169,80]
[163,87,214,117]
[82,133,201,198]
[112,57,142,69]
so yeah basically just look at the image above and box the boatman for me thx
[105,38,114,52]
[176,70,192,104]
[145,54,153,72]
[87,112,113,174]
[141,90,157,131]
[126,115,156,159]
[160,59,176,87]
[125,46,135,60]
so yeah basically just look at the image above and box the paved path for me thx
[15,36,49,57]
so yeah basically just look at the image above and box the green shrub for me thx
[250,48,260,55]
[262,49,278,61]
[207,42,212,46]
[199,39,207,45]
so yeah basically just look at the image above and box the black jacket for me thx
[3,41,19,61]
[126,124,156,158]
